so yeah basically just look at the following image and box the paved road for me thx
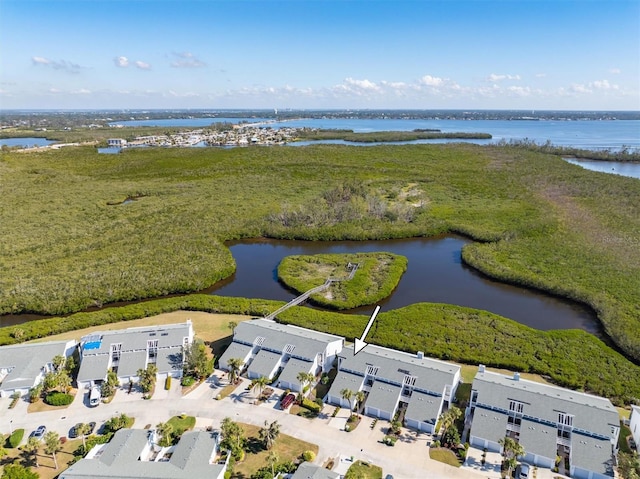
[0,372,567,479]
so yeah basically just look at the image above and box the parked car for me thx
[89,386,101,407]
[280,393,296,409]
[518,464,530,479]
[69,422,97,439]
[69,423,82,439]
[31,425,46,440]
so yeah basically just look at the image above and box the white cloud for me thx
[344,77,381,91]
[170,52,206,68]
[114,56,129,68]
[535,73,547,78]
[32,56,82,73]
[135,60,151,70]
[609,68,621,74]
[419,75,444,87]
[570,83,593,94]
[592,79,617,90]
[487,73,521,81]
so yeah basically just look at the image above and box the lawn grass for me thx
[278,252,407,309]
[167,415,196,435]
[345,459,383,479]
[429,447,462,467]
[0,436,82,479]
[232,423,318,479]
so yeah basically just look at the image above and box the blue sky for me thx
[1,0,639,110]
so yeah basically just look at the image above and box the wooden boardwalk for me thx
[264,262,359,321]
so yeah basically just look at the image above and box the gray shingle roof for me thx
[405,390,443,427]
[291,462,340,479]
[80,323,191,356]
[338,345,459,395]
[327,371,364,401]
[77,354,109,383]
[570,434,615,477]
[77,322,192,382]
[365,380,401,415]
[233,319,342,361]
[218,342,253,368]
[247,349,281,378]
[518,418,557,459]
[470,407,509,444]
[278,358,314,388]
[472,371,619,438]
[0,341,70,392]
[60,429,224,479]
[117,350,148,377]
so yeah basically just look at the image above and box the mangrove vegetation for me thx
[1,143,639,364]
[277,252,407,309]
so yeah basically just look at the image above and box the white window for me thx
[509,400,525,414]
[147,339,158,362]
[558,412,574,427]
[111,343,122,361]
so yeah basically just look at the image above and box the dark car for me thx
[69,422,97,439]
[69,423,82,439]
[31,425,46,440]
[280,393,296,409]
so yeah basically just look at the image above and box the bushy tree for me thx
[220,417,245,460]
[499,436,525,477]
[183,340,214,380]
[137,363,158,395]
[155,422,174,447]
[1,464,39,479]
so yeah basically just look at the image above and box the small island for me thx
[277,252,408,310]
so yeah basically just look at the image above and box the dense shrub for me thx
[300,397,321,413]
[165,376,172,390]
[7,429,24,448]
[44,391,73,406]
[181,376,195,387]
[301,450,316,462]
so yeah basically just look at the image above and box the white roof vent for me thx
[514,372,520,381]
[478,364,486,373]
[417,351,424,359]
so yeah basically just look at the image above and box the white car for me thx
[519,464,530,479]
[89,386,101,407]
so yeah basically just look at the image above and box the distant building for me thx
[0,340,75,397]
[76,321,193,388]
[217,318,343,391]
[630,405,640,449]
[60,428,227,479]
[107,138,127,147]
[467,367,619,479]
[325,345,460,432]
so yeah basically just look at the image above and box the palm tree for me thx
[354,390,366,414]
[250,376,269,399]
[227,358,243,385]
[340,388,354,411]
[259,420,281,450]
[439,406,462,447]
[78,422,93,450]
[228,321,238,334]
[267,450,279,478]
[23,436,40,468]
[499,436,525,476]
[43,431,61,469]
[156,421,174,447]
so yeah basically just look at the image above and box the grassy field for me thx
[277,252,407,309]
[0,435,82,479]
[232,423,318,479]
[1,143,639,364]
[345,459,383,479]
[429,448,462,467]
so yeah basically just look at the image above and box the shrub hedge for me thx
[44,391,74,406]
[8,429,24,448]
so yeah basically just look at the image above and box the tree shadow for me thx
[245,437,264,455]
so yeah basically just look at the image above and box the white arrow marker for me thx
[354,305,381,356]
